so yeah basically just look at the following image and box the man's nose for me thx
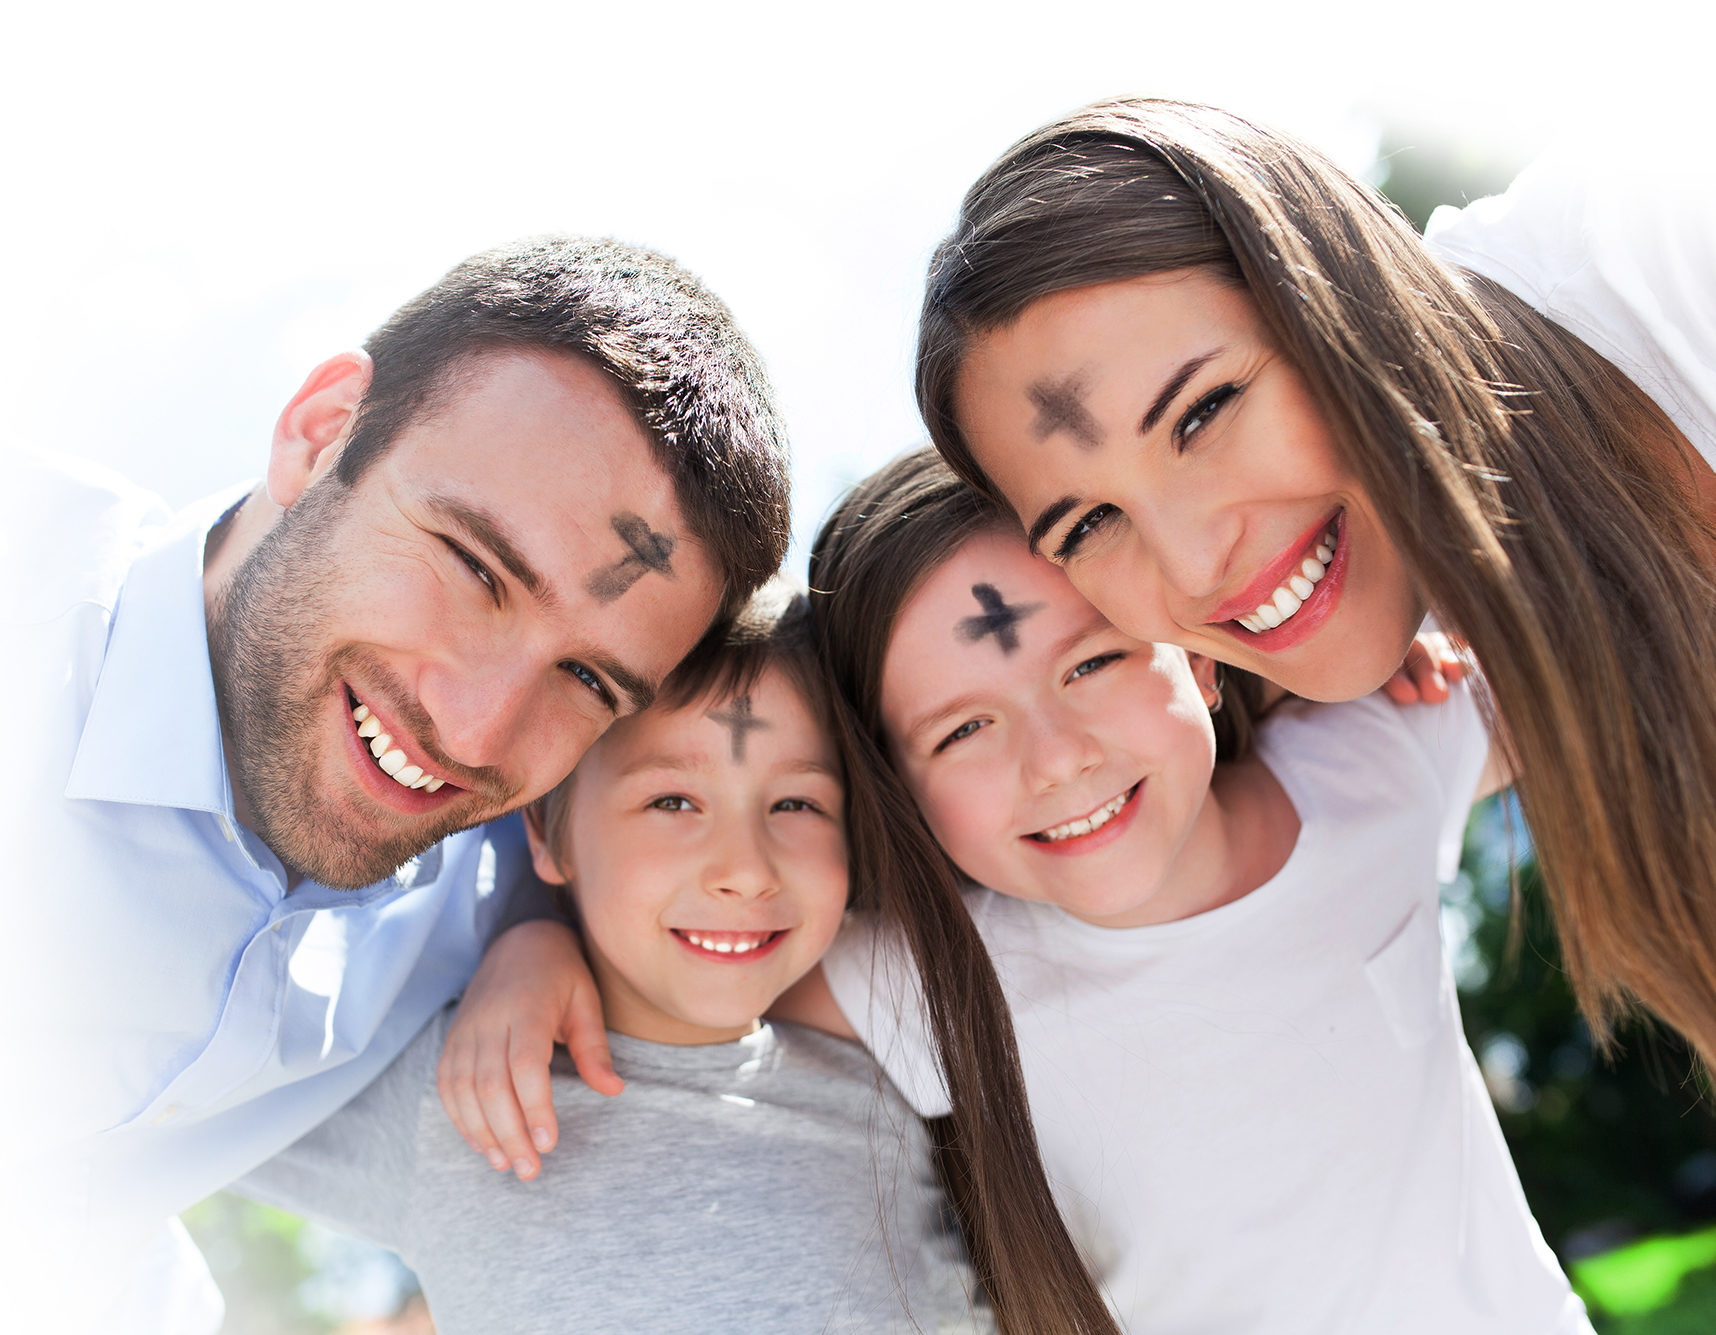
[417,653,546,776]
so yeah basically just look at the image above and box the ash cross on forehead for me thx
[706,694,771,762]
[1028,374,1102,450]
[585,513,677,603]
[957,584,1045,655]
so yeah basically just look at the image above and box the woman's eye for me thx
[935,718,987,753]
[1053,504,1119,562]
[1174,384,1241,449]
[1070,652,1124,680]
[649,795,694,812]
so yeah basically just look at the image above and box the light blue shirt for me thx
[0,450,531,1331]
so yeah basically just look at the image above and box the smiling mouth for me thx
[1030,784,1139,843]
[1233,521,1339,635]
[348,689,449,792]
[672,929,786,958]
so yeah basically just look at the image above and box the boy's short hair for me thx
[532,580,835,888]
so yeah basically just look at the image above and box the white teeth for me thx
[1036,787,1132,843]
[684,931,771,955]
[351,699,448,792]
[1240,529,1336,634]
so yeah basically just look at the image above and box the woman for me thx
[917,98,1716,1069]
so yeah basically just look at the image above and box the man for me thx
[0,236,790,1332]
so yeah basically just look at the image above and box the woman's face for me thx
[879,530,1224,929]
[953,268,1426,703]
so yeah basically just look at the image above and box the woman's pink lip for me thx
[1022,782,1142,856]
[1210,510,1342,625]
[1219,509,1349,653]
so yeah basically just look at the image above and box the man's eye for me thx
[1053,504,1118,561]
[561,660,614,708]
[935,718,986,754]
[1070,652,1124,680]
[443,538,496,592]
[1174,383,1241,449]
[649,795,695,812]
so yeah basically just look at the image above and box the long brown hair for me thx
[809,449,1124,1333]
[917,97,1716,1069]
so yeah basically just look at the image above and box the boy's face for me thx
[530,664,848,1045]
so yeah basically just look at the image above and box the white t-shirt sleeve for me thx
[1425,146,1716,464]
[1383,677,1494,882]
[819,916,953,1118]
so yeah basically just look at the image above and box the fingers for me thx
[476,1020,554,1181]
[562,981,624,1099]
[437,1025,511,1175]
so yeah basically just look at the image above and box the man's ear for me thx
[267,350,373,509]
[523,802,571,887]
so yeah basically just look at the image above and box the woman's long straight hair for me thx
[917,98,1716,1069]
[809,449,1125,1334]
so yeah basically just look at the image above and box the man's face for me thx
[209,350,726,889]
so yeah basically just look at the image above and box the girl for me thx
[802,448,1589,1332]
[916,98,1716,1071]
[240,591,1113,1333]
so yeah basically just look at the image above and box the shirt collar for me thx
[65,483,254,815]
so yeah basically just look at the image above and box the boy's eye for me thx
[771,797,821,814]
[1070,652,1124,681]
[935,718,987,753]
[1173,383,1241,450]
[1053,504,1118,562]
[649,795,695,812]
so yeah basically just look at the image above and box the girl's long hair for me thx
[917,97,1716,1068]
[809,449,1124,1334]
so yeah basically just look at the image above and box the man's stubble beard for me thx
[206,476,471,889]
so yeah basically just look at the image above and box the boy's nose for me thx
[702,824,779,900]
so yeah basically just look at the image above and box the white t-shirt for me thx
[824,686,1587,1334]
[1425,148,1716,471]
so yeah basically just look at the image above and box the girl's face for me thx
[880,530,1223,929]
[529,664,848,1045]
[953,268,1426,703]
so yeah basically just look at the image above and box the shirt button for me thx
[151,1104,179,1126]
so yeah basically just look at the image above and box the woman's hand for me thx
[436,919,622,1182]
[1382,629,1467,706]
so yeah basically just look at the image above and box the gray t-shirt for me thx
[238,1012,991,1335]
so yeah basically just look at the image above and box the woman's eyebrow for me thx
[1027,496,1079,556]
[1140,351,1221,433]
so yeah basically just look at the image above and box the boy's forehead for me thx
[598,667,836,775]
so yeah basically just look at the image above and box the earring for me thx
[1207,665,1225,715]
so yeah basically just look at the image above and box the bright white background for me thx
[1,0,1697,573]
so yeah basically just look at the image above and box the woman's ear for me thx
[1187,652,1223,711]
[267,350,373,508]
[523,802,571,887]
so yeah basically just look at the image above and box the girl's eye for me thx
[935,718,987,754]
[443,538,497,593]
[1174,383,1241,449]
[771,797,822,814]
[649,795,695,812]
[1053,504,1119,562]
[1069,652,1124,681]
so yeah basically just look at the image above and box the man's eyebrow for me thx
[1026,496,1080,557]
[425,494,555,605]
[592,654,657,716]
[1140,351,1221,435]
